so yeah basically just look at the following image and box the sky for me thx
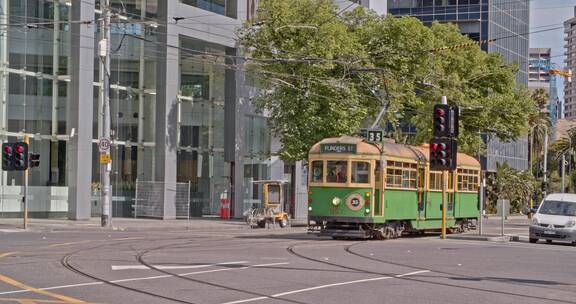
[530,0,576,67]
[529,0,576,104]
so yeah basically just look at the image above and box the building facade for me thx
[388,0,530,171]
[564,8,576,119]
[528,48,562,126]
[0,0,305,220]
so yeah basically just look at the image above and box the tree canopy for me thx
[238,0,536,161]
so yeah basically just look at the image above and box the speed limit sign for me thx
[98,137,111,153]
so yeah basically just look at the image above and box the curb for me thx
[446,234,510,243]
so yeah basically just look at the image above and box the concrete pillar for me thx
[155,1,178,219]
[67,0,95,220]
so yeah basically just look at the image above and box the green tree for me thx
[528,88,550,174]
[486,163,535,213]
[238,1,536,161]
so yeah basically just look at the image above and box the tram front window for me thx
[311,161,323,183]
[352,162,370,183]
[327,161,347,183]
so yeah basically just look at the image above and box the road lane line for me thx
[111,260,249,270]
[0,262,290,296]
[220,270,431,304]
[0,297,70,303]
[0,274,88,304]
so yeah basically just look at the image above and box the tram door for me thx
[374,161,384,217]
[417,168,425,219]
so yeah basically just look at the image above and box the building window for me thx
[181,0,237,18]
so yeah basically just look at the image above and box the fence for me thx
[134,181,191,219]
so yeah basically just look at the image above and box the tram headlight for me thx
[308,206,313,212]
[365,208,370,214]
[332,197,341,206]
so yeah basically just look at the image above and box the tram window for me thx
[327,161,347,183]
[352,162,370,183]
[402,170,417,188]
[457,169,480,191]
[386,168,402,187]
[311,161,323,183]
[429,172,442,190]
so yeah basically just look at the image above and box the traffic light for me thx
[2,143,14,171]
[13,142,28,171]
[433,104,459,137]
[429,138,457,171]
[29,153,40,168]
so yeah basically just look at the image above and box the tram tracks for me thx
[285,241,576,304]
[57,234,315,304]
[344,242,576,293]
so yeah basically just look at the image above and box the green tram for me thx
[307,136,481,239]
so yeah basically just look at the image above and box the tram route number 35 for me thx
[367,130,383,142]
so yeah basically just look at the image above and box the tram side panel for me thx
[308,186,381,223]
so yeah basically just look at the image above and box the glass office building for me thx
[0,0,292,219]
[388,0,530,171]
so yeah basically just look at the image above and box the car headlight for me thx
[532,217,539,225]
[332,197,341,206]
[566,219,576,228]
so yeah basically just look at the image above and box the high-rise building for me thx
[529,48,552,87]
[0,0,305,220]
[388,0,530,171]
[529,48,562,126]
[564,7,576,119]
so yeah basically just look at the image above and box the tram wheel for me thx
[529,238,538,243]
[257,220,266,228]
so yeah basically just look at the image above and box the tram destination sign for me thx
[320,143,357,154]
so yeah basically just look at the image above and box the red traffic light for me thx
[435,108,445,117]
[15,145,24,153]
[3,146,11,154]
[431,143,439,151]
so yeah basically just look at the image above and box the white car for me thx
[529,193,576,246]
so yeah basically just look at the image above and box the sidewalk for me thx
[0,217,256,233]
[446,215,531,242]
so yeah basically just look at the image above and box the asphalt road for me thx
[0,223,574,304]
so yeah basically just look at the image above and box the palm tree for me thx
[552,127,576,180]
[528,88,551,175]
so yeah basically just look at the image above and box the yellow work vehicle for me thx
[245,180,290,228]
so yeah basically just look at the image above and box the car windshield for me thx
[538,200,576,216]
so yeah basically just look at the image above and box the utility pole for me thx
[99,0,112,227]
[543,127,548,200]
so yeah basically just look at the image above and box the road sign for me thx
[367,130,383,142]
[98,137,111,153]
[100,153,111,164]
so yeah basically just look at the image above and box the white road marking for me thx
[0,262,289,296]
[220,270,431,304]
[111,261,249,270]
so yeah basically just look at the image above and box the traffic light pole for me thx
[100,0,112,228]
[23,135,29,230]
[440,96,448,240]
[441,170,447,239]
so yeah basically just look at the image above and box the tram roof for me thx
[309,136,480,168]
